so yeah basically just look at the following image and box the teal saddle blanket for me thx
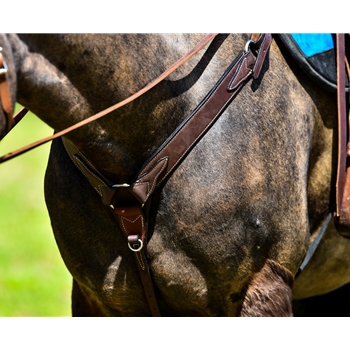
[279,34,348,92]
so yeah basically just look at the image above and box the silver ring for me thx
[244,39,254,53]
[128,239,143,252]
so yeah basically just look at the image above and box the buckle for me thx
[112,183,130,188]
[101,183,131,207]
[108,183,144,209]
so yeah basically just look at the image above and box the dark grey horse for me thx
[1,33,349,316]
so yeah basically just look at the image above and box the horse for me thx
[1,33,349,316]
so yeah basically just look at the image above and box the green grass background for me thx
[0,105,72,316]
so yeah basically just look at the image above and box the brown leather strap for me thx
[0,47,14,132]
[0,34,218,163]
[334,34,350,237]
[131,34,272,205]
[335,34,347,217]
[63,137,162,316]
[12,107,29,128]
[114,203,161,316]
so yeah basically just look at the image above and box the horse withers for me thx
[0,33,349,316]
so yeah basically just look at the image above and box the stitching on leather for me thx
[228,56,246,90]
[136,158,168,200]
[63,138,111,186]
[135,252,145,270]
[78,152,111,185]
[63,139,107,197]
[120,215,145,241]
[120,215,146,270]
[228,57,252,91]
[75,159,106,196]
[163,89,238,181]
[121,215,143,225]
[253,34,269,78]
[148,158,168,196]
[134,181,150,198]
[138,60,244,188]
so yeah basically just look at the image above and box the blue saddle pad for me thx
[279,34,348,93]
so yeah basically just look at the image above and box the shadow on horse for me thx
[1,33,350,316]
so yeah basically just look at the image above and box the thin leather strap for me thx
[12,107,29,128]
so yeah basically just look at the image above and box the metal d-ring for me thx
[244,39,254,53]
[128,239,143,252]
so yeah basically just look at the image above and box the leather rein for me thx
[0,33,219,163]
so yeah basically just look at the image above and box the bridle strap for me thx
[0,34,218,163]
[62,34,272,316]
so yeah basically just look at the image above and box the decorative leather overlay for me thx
[132,157,168,203]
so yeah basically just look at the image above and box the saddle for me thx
[279,34,349,93]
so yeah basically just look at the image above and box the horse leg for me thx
[71,279,116,317]
[239,259,295,317]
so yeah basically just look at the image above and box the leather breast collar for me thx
[62,34,272,316]
[2,34,348,316]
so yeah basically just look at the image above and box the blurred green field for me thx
[0,105,72,316]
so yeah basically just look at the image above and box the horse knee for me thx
[239,259,294,317]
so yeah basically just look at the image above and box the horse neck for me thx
[7,34,236,181]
